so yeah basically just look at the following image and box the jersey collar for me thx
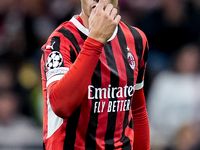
[70,16,118,42]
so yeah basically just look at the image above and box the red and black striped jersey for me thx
[41,16,148,150]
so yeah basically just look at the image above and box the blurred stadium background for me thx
[0,0,200,149]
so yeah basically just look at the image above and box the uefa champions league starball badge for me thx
[127,47,136,70]
[46,51,63,70]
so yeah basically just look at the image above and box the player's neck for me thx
[80,12,89,29]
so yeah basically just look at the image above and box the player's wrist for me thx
[88,31,108,44]
[85,37,104,53]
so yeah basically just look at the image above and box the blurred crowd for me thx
[0,0,200,149]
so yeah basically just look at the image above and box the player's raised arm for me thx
[46,0,121,118]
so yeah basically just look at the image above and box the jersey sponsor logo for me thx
[127,47,136,70]
[88,84,135,100]
[46,51,63,70]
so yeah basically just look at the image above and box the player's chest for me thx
[93,41,139,87]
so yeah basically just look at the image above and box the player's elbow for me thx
[51,105,71,119]
[47,81,82,118]
[132,104,147,117]
[47,82,71,118]
[48,91,71,119]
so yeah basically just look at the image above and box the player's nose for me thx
[94,0,99,2]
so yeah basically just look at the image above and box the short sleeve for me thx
[135,41,149,90]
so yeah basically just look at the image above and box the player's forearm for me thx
[48,37,104,118]
[132,105,150,150]
[132,88,150,150]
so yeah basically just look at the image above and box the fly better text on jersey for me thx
[94,99,131,113]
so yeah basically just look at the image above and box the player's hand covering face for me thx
[87,0,121,43]
[81,0,118,17]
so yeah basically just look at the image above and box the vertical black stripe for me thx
[129,118,133,129]
[126,25,144,67]
[51,36,61,52]
[42,51,47,72]
[104,42,119,150]
[78,29,88,41]
[136,66,145,84]
[143,43,149,63]
[70,45,76,63]
[63,106,81,150]
[50,36,65,68]
[58,27,81,54]
[85,61,101,149]
[43,142,45,150]
[117,25,133,150]
[135,42,148,83]
[136,39,149,84]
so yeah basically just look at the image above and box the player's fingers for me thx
[105,3,114,15]
[114,15,121,24]
[96,0,105,11]
[110,7,118,20]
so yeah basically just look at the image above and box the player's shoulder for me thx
[118,21,140,31]
[41,20,76,50]
[50,20,75,38]
[119,21,147,40]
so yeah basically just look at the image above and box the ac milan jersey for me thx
[41,16,148,150]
